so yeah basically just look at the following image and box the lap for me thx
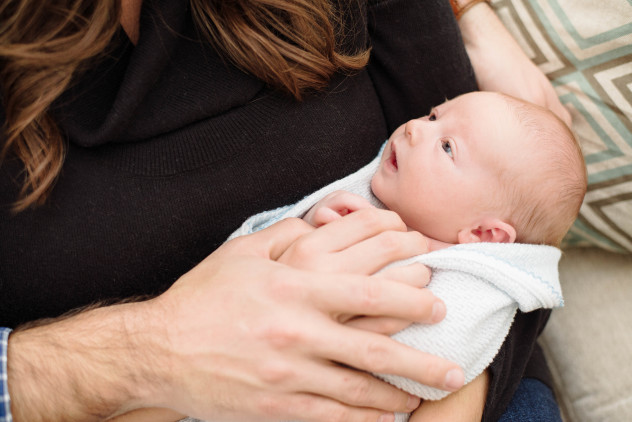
[498,378,562,422]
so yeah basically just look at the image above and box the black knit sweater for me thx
[0,0,551,419]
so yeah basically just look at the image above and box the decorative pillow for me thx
[491,0,632,253]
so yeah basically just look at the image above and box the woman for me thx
[0,0,567,421]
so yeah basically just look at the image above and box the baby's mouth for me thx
[390,144,398,170]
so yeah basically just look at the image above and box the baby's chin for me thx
[369,172,385,203]
[370,149,393,200]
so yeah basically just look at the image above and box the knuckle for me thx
[376,231,401,255]
[287,236,314,261]
[257,359,295,384]
[255,322,303,349]
[358,281,382,309]
[355,207,383,227]
[267,272,297,301]
[347,376,373,404]
[360,339,390,373]
[313,207,331,223]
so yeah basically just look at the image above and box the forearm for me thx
[456,0,515,87]
[455,0,571,123]
[107,407,184,422]
[456,1,499,49]
[7,301,166,422]
[409,371,489,422]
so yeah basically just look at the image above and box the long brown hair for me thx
[0,0,370,212]
[0,0,121,211]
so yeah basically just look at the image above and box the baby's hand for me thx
[303,190,376,226]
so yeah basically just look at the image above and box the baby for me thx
[304,91,586,250]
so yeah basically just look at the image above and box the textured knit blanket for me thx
[210,152,563,422]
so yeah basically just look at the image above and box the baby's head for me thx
[371,91,587,247]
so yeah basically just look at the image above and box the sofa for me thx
[540,248,632,421]
[490,1,632,420]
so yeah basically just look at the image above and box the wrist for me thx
[456,0,502,49]
[449,0,491,20]
[6,302,163,421]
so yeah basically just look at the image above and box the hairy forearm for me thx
[7,301,165,422]
[107,407,184,422]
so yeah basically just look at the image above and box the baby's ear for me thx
[457,219,517,244]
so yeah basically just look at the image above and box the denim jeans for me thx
[499,378,563,422]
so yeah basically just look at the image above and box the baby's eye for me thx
[429,112,437,121]
[441,139,453,158]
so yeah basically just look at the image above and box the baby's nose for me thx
[405,119,424,145]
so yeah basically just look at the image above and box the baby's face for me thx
[371,92,528,243]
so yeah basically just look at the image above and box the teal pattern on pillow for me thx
[492,0,632,253]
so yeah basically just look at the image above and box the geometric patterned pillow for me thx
[491,0,632,253]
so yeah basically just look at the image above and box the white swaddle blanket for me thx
[190,152,563,422]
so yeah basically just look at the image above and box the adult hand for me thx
[8,209,458,422]
[147,214,461,422]
[459,3,571,126]
[296,206,438,334]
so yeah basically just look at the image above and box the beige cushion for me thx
[540,248,632,421]
[492,0,632,253]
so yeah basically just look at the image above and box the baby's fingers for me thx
[311,206,344,227]
[319,191,376,215]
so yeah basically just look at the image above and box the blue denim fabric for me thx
[0,328,12,422]
[499,378,562,422]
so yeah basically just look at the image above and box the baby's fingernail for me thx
[378,413,395,422]
[407,394,421,410]
[444,368,465,390]
[431,301,446,323]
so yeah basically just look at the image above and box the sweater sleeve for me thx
[483,309,553,422]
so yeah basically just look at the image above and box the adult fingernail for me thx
[431,301,446,323]
[445,368,465,390]
[407,394,421,410]
[378,413,394,422]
